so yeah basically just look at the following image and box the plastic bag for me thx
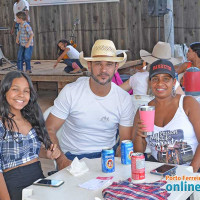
[174,43,189,62]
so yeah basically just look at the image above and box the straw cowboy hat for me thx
[140,41,183,65]
[79,39,127,69]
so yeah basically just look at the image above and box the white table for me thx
[23,157,199,200]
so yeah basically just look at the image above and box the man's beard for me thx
[90,68,116,85]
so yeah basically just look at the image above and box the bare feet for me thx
[70,62,82,73]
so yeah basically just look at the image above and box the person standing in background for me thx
[16,11,34,73]
[11,0,30,35]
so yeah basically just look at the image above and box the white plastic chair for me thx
[43,106,63,144]
[43,106,63,172]
[132,95,153,118]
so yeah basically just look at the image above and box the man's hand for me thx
[56,153,72,170]
[115,145,121,157]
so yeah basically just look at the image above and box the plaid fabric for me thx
[102,178,170,200]
[0,121,41,172]
[19,21,33,46]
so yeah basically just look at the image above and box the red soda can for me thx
[131,152,145,180]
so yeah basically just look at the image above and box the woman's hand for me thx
[53,62,58,68]
[136,119,148,138]
[132,111,148,153]
[46,144,61,160]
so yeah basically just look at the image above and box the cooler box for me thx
[184,67,200,96]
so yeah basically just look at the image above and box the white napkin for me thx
[95,197,102,200]
[67,157,89,176]
[79,176,113,190]
[22,189,36,200]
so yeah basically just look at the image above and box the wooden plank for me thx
[174,0,184,43]
[120,60,142,69]
[0,60,83,94]
[1,0,200,62]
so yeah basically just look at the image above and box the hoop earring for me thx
[172,86,176,97]
[148,87,154,97]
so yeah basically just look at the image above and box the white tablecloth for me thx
[23,157,197,200]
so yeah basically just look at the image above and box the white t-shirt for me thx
[129,71,149,95]
[66,45,80,59]
[129,71,180,95]
[51,77,134,154]
[13,0,30,22]
[146,95,198,165]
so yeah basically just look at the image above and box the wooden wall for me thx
[0,0,200,61]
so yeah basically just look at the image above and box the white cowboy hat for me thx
[140,41,183,65]
[80,39,127,69]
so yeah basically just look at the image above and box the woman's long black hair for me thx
[0,71,51,149]
[190,42,200,58]
[57,39,71,56]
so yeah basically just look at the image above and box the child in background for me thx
[112,71,133,95]
[0,71,60,200]
[16,11,34,73]
[120,61,149,95]
[54,39,83,73]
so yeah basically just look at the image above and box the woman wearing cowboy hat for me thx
[120,42,184,95]
[46,39,134,170]
[133,59,200,172]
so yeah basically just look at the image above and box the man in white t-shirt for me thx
[11,0,30,35]
[46,40,134,170]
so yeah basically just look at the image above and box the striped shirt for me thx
[19,21,33,46]
[102,179,170,200]
[0,120,41,173]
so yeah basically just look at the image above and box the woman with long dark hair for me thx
[0,71,60,200]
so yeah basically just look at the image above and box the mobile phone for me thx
[33,179,64,187]
[150,164,177,177]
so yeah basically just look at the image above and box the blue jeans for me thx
[17,45,33,71]
[64,59,83,73]
[65,143,119,161]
